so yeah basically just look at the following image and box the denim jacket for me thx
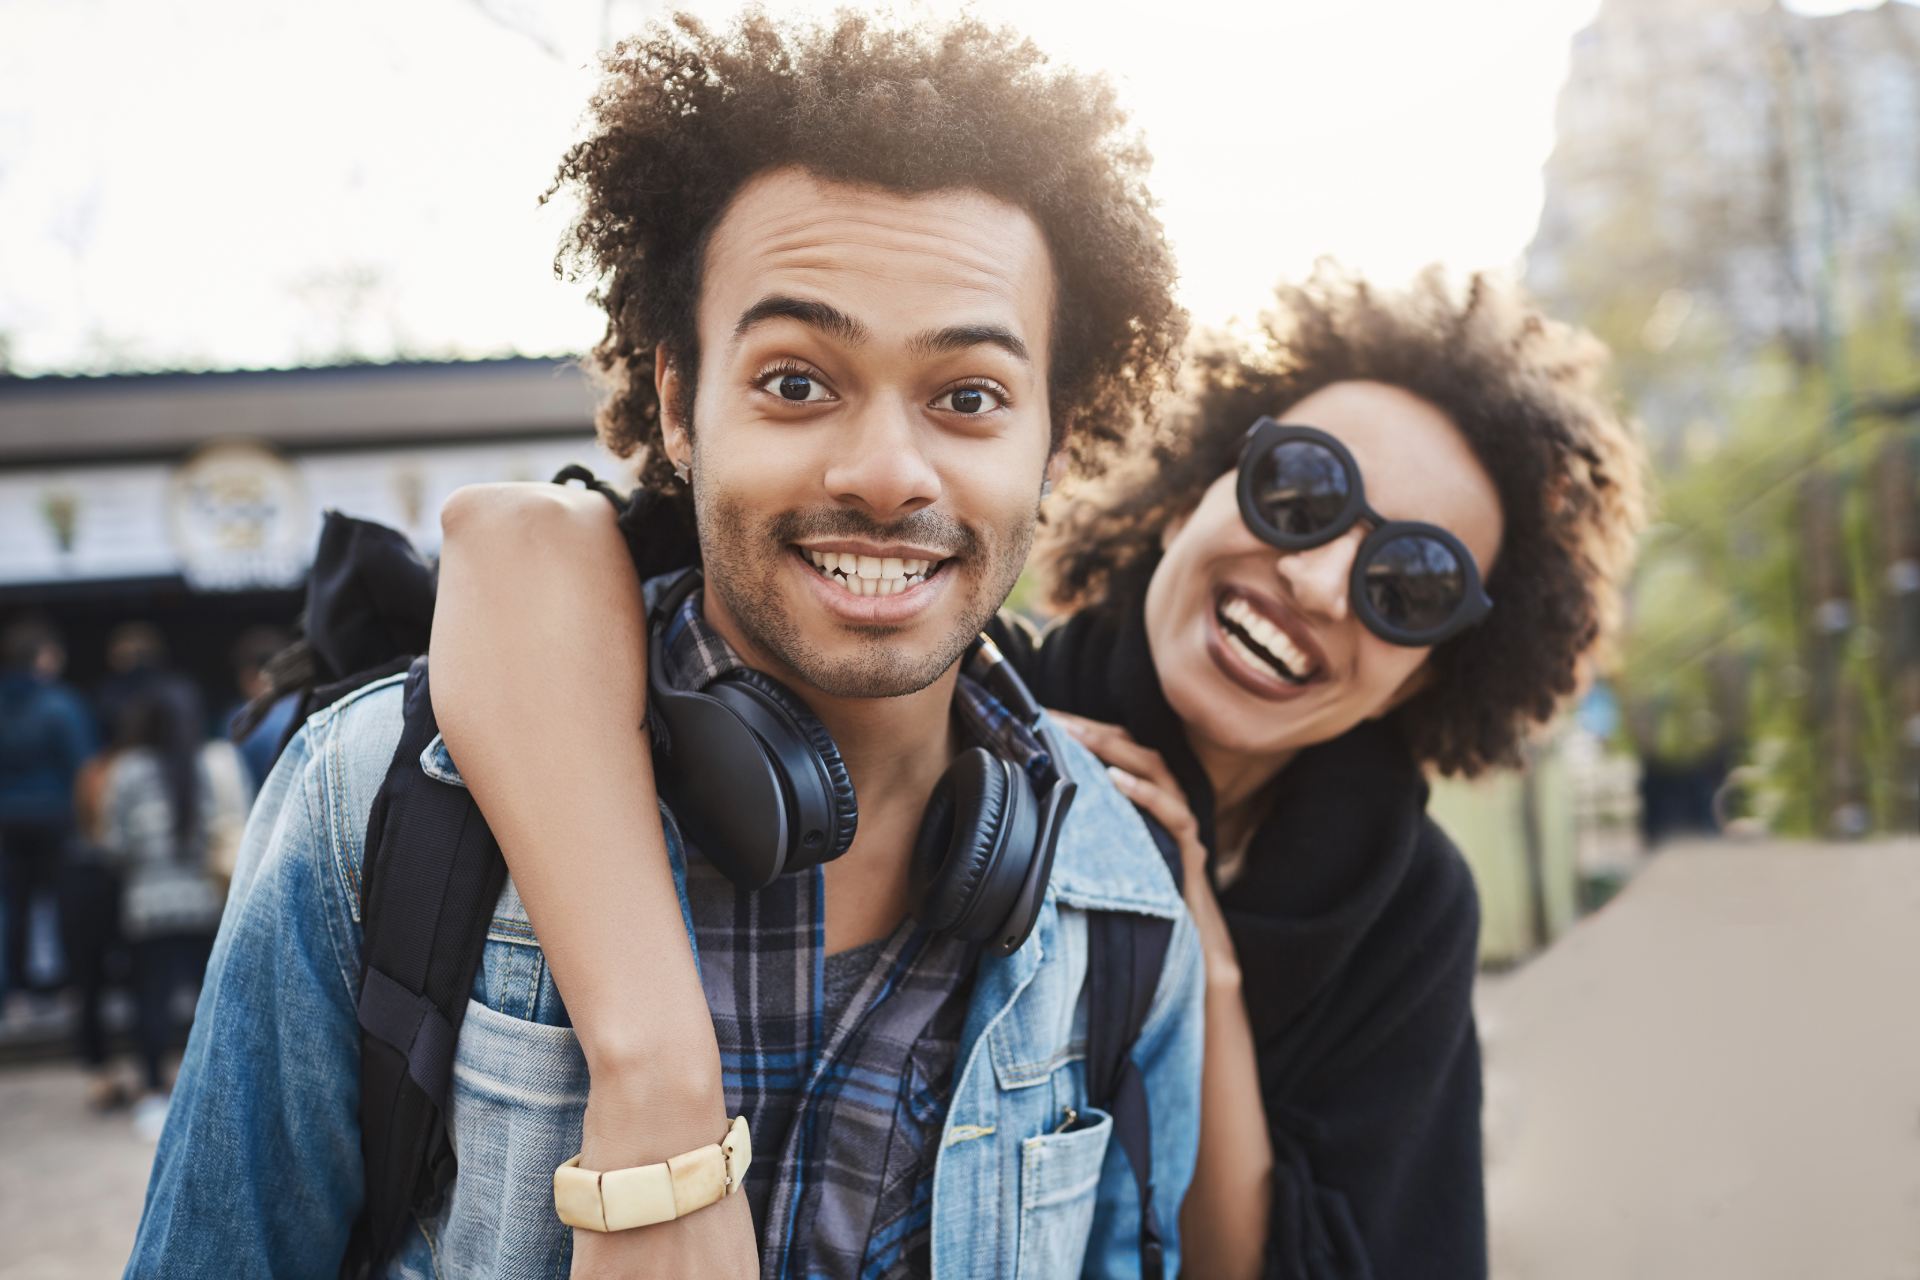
[126,672,1203,1278]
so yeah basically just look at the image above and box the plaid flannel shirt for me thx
[657,587,1052,1280]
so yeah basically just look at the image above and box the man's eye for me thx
[758,371,833,403]
[933,385,1007,415]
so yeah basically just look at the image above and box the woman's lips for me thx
[1217,587,1329,678]
[1203,599,1321,702]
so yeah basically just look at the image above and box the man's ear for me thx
[1043,451,1068,496]
[655,345,691,474]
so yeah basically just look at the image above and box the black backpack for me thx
[274,490,1177,1280]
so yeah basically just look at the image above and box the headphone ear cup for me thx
[911,748,1013,936]
[714,667,858,862]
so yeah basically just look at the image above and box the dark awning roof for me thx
[0,357,599,464]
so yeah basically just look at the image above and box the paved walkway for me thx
[1481,839,1920,1280]
[0,1065,152,1278]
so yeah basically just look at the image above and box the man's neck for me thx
[808,669,965,794]
[697,590,961,789]
[698,587,964,950]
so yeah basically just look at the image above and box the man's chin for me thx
[768,558,983,697]
[780,640,967,700]
[704,538,1014,701]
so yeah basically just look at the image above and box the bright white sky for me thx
[0,0,1874,375]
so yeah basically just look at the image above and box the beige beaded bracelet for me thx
[553,1115,753,1233]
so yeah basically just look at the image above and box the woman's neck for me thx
[1187,732,1296,856]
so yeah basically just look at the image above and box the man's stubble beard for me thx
[694,474,1037,701]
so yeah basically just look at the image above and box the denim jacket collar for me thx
[421,710,1181,921]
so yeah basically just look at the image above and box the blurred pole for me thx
[1877,430,1920,831]
[1779,27,1852,421]
[1520,744,1549,953]
[1706,649,1750,762]
[1780,19,1868,838]
[1801,471,1867,836]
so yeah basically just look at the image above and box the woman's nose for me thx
[1275,526,1364,621]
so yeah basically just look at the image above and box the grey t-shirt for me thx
[821,936,891,1030]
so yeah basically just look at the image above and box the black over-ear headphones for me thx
[646,569,1075,956]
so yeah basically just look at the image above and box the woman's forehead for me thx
[1273,380,1504,556]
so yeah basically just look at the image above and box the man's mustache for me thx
[769,507,979,561]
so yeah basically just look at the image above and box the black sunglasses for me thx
[1236,419,1492,647]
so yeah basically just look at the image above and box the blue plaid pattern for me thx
[662,590,1045,1279]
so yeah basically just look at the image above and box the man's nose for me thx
[820,402,943,519]
[1275,525,1364,621]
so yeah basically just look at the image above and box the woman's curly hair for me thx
[547,10,1185,494]
[1043,266,1647,777]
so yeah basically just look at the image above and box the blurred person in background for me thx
[226,625,297,788]
[0,616,95,1019]
[432,268,1647,1278]
[96,622,203,752]
[96,689,252,1138]
[63,722,131,1110]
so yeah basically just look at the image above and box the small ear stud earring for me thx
[1040,477,1055,500]
[673,460,691,485]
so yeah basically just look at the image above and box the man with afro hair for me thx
[127,11,1200,1280]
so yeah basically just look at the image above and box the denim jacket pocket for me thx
[424,997,588,1279]
[1016,1105,1113,1278]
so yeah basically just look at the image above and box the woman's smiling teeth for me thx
[1219,594,1317,684]
[804,548,939,597]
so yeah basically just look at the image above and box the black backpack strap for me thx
[1084,818,1183,1280]
[550,463,627,511]
[342,659,509,1276]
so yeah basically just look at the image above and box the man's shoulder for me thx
[296,671,412,789]
[260,672,411,908]
[1042,723,1184,922]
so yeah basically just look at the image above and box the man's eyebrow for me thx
[733,295,871,345]
[907,324,1031,365]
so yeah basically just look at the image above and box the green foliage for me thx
[1611,292,1918,834]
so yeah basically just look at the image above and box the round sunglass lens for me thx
[1363,533,1466,637]
[1252,439,1350,539]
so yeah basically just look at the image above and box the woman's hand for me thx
[570,1201,758,1279]
[1048,712,1206,888]
[1052,710,1198,882]
[1049,711,1239,984]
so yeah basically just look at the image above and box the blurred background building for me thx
[1530,0,1920,413]
[0,359,609,699]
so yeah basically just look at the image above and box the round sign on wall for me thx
[167,441,309,590]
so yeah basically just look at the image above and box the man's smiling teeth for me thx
[804,549,937,597]
[1219,595,1317,682]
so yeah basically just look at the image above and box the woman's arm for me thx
[431,482,757,1277]
[1050,712,1274,1280]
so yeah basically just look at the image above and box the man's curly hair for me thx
[1042,267,1647,777]
[547,10,1185,495]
